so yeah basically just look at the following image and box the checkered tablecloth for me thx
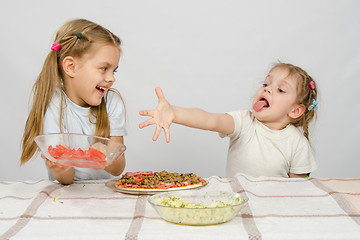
[1,174,360,239]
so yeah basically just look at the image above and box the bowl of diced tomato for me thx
[34,133,126,168]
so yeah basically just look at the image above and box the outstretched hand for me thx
[139,87,175,142]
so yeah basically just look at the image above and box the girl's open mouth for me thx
[96,86,107,96]
[253,98,269,112]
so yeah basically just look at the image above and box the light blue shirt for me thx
[43,89,127,181]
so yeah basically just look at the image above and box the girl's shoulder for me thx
[50,88,62,104]
[227,109,254,121]
[46,88,68,111]
[104,89,126,117]
[224,109,255,138]
[105,89,123,103]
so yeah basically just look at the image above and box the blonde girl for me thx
[21,19,127,184]
[139,63,318,178]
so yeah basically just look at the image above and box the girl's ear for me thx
[288,104,306,119]
[62,56,76,78]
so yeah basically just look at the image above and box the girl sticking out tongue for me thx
[139,63,319,179]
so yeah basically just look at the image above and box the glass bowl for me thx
[148,190,248,225]
[34,133,126,168]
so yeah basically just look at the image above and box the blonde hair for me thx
[21,19,123,165]
[270,63,317,140]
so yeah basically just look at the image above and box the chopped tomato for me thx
[155,183,167,189]
[155,182,176,189]
[133,174,144,183]
[199,177,206,182]
[48,145,66,159]
[183,180,191,186]
[75,148,86,159]
[139,171,153,175]
[88,147,106,163]
[125,171,153,176]
[47,145,107,168]
[124,172,138,176]
[115,179,123,185]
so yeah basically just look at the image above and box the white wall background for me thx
[1,0,359,181]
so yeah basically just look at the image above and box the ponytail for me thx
[21,50,61,164]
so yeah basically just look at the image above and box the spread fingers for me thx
[152,124,162,141]
[139,110,154,117]
[139,118,156,129]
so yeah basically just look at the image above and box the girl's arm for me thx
[104,136,126,176]
[172,106,234,134]
[139,87,234,142]
[289,172,309,178]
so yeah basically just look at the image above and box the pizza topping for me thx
[115,171,206,190]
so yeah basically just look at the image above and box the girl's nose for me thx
[264,85,272,94]
[105,74,116,83]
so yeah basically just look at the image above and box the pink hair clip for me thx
[51,42,61,52]
[309,81,315,90]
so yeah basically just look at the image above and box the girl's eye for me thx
[278,88,285,93]
[262,83,268,87]
[101,67,107,71]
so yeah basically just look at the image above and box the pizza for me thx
[114,170,207,191]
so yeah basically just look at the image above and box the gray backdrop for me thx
[1,0,359,181]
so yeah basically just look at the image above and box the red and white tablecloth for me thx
[1,174,360,239]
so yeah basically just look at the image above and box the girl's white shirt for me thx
[220,110,317,178]
[43,88,127,181]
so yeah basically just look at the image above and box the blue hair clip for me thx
[308,99,318,111]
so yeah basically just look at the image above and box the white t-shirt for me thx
[43,89,127,181]
[219,110,317,178]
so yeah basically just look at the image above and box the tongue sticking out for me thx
[253,100,268,112]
